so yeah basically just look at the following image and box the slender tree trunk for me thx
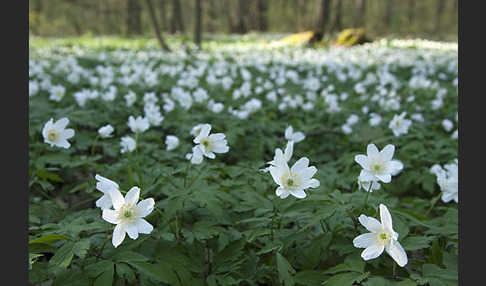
[316,0,332,34]
[257,0,268,31]
[171,0,184,33]
[194,0,202,48]
[145,0,171,51]
[224,0,234,33]
[236,0,247,34]
[331,0,342,32]
[353,0,366,28]
[127,0,142,35]
[159,0,168,30]
[407,0,416,26]
[383,0,393,32]
[434,0,446,33]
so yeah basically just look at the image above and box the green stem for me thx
[183,163,191,188]
[363,182,373,209]
[425,193,442,216]
[392,261,397,279]
[96,234,112,261]
[90,135,100,156]
[134,133,143,189]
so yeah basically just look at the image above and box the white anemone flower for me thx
[193,124,229,159]
[165,135,179,151]
[95,174,119,210]
[98,124,114,138]
[354,144,403,184]
[435,159,458,203]
[268,155,320,199]
[388,112,412,137]
[120,136,136,153]
[353,204,408,267]
[285,125,305,143]
[42,117,75,149]
[186,145,204,164]
[127,115,150,134]
[102,187,154,248]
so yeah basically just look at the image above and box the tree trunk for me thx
[127,0,142,35]
[257,0,268,31]
[159,0,168,30]
[224,0,234,33]
[194,0,202,48]
[434,0,446,33]
[407,0,416,26]
[383,0,393,32]
[315,0,332,35]
[353,0,366,28]
[236,0,247,34]
[171,0,184,33]
[145,0,171,51]
[331,0,343,32]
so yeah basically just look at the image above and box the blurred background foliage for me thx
[29,0,457,42]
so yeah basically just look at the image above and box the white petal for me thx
[289,188,307,199]
[62,129,75,140]
[136,198,155,217]
[112,224,126,248]
[125,223,139,240]
[300,166,317,181]
[135,219,153,234]
[208,133,225,141]
[283,141,294,161]
[380,144,395,161]
[375,173,391,183]
[354,155,369,169]
[353,233,377,248]
[358,215,383,233]
[108,188,125,210]
[285,126,293,140]
[359,170,376,182]
[95,175,119,193]
[56,140,71,149]
[102,209,121,224]
[279,189,290,199]
[389,160,404,175]
[386,240,408,267]
[379,204,393,231]
[302,178,320,189]
[292,132,305,143]
[361,244,384,261]
[291,157,309,174]
[204,152,216,159]
[95,194,113,209]
[367,144,379,157]
[54,117,69,130]
[125,187,140,205]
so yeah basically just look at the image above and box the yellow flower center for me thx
[377,231,390,246]
[281,172,302,190]
[47,129,60,142]
[200,138,212,151]
[118,203,137,223]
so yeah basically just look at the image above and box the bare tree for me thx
[257,0,268,32]
[434,0,446,33]
[331,0,343,32]
[170,0,185,34]
[315,0,332,35]
[407,0,416,26]
[158,0,168,30]
[145,0,171,51]
[194,0,202,48]
[353,0,366,28]
[383,0,394,32]
[127,0,142,35]
[236,0,248,34]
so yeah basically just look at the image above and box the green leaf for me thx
[294,270,327,286]
[322,272,369,286]
[73,239,91,259]
[401,236,434,251]
[115,263,136,284]
[48,241,75,272]
[276,252,296,286]
[94,263,114,286]
[29,234,71,244]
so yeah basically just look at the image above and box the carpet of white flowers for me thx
[29,37,458,286]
